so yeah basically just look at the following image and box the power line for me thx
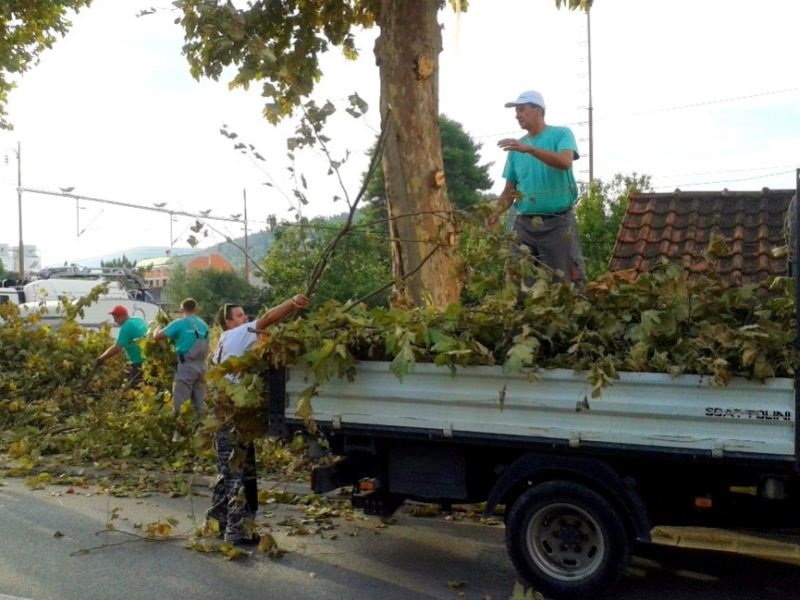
[19,187,244,223]
[647,163,800,180]
[475,87,800,140]
[649,169,796,191]
[572,87,800,126]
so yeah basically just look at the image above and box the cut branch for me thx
[305,110,392,298]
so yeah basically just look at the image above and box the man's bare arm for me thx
[498,139,574,170]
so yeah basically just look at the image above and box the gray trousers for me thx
[172,339,209,415]
[512,210,586,285]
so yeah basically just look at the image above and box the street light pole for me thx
[16,141,23,278]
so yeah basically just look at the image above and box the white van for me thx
[2,267,163,337]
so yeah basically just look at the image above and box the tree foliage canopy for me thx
[262,215,392,307]
[575,173,652,279]
[100,255,137,269]
[0,0,92,129]
[177,0,378,124]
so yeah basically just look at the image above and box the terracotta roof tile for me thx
[610,189,795,289]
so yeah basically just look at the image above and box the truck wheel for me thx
[505,480,630,600]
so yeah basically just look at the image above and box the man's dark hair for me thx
[217,303,241,329]
[181,298,198,313]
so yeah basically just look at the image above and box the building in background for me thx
[19,245,42,274]
[0,244,11,272]
[184,253,236,274]
[139,252,236,302]
[0,243,41,276]
[140,256,174,290]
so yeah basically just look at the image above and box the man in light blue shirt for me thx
[487,89,586,286]
[97,305,148,388]
[154,297,210,415]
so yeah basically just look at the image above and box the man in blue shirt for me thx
[97,305,148,388]
[153,297,210,415]
[487,89,586,286]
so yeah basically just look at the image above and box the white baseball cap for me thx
[504,90,546,109]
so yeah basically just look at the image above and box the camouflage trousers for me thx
[206,424,258,542]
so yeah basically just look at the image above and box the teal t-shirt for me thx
[115,317,148,365]
[501,125,579,215]
[162,315,209,355]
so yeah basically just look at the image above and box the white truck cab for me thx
[0,287,23,305]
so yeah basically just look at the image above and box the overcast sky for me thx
[1,0,798,267]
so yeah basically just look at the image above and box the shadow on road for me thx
[610,543,800,600]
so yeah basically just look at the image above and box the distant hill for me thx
[64,215,347,272]
[63,231,275,273]
[197,229,275,271]
[63,246,195,269]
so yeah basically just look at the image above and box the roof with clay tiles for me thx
[610,189,795,288]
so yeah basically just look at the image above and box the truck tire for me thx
[505,480,631,600]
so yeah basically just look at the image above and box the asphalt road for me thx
[2,477,800,600]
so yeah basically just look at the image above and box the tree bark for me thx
[375,0,462,308]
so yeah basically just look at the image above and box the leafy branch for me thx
[304,104,392,298]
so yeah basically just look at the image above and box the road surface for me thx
[1,477,800,600]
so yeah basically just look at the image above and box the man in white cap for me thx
[487,89,585,286]
[96,305,149,387]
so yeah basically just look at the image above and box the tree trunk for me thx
[375,0,462,308]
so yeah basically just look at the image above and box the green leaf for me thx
[390,334,416,381]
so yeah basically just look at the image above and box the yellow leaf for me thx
[9,439,30,459]
[257,532,284,558]
[146,520,173,538]
[186,538,216,553]
[220,543,250,560]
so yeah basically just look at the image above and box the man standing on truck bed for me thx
[153,297,210,416]
[96,305,148,388]
[205,293,309,547]
[487,89,586,287]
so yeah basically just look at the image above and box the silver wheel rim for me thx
[524,502,605,581]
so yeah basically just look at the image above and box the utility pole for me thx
[586,6,594,185]
[169,211,174,252]
[16,141,23,278]
[243,188,249,282]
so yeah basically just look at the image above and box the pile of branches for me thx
[228,257,798,413]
